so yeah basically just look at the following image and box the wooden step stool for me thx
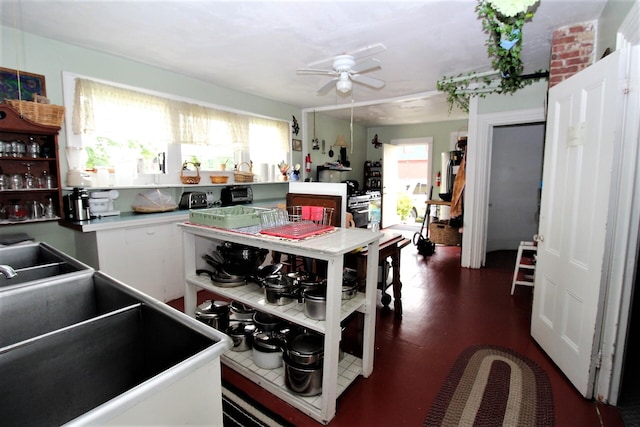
[511,241,537,295]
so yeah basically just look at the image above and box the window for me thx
[63,73,290,184]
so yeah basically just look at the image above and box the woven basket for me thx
[5,99,65,127]
[180,161,201,184]
[234,161,254,183]
[210,175,229,184]
[429,220,462,246]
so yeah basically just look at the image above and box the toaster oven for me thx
[220,185,253,206]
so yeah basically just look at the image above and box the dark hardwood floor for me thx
[168,234,624,426]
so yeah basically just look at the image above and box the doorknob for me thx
[533,234,544,242]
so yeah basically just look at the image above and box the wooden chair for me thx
[345,212,355,228]
[277,193,343,274]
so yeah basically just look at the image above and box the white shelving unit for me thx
[179,223,381,424]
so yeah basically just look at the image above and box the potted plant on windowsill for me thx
[437,0,546,112]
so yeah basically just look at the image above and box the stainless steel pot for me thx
[341,282,358,300]
[283,356,323,396]
[302,288,326,320]
[252,331,284,369]
[282,332,324,396]
[286,332,324,365]
[227,322,256,352]
[217,242,269,276]
[230,300,255,321]
[262,274,296,306]
[195,300,230,331]
[295,273,326,296]
[252,311,283,332]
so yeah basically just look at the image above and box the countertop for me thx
[60,198,285,233]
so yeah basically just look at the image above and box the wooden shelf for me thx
[0,104,62,224]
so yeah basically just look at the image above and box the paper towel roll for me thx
[259,163,269,182]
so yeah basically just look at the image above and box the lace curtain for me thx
[72,78,288,152]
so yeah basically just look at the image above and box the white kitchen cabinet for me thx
[75,220,185,302]
[179,222,381,425]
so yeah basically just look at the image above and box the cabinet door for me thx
[162,222,185,301]
[123,225,168,300]
[96,223,183,302]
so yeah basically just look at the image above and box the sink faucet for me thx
[0,265,17,279]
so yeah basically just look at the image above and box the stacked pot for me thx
[251,311,287,369]
[197,300,259,353]
[283,332,324,396]
[259,270,357,321]
[227,301,257,352]
[195,300,230,332]
[249,309,325,396]
[199,268,359,397]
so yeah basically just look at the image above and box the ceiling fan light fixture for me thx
[336,79,352,93]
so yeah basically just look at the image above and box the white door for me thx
[532,50,623,396]
[382,143,399,228]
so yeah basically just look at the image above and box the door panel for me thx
[532,50,622,397]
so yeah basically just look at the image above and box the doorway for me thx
[619,250,640,417]
[382,137,433,229]
[486,123,545,251]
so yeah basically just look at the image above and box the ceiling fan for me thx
[297,43,387,95]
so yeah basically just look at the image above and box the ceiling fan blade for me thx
[351,58,381,74]
[317,78,339,95]
[347,43,387,60]
[297,68,337,76]
[352,74,385,89]
[306,56,338,69]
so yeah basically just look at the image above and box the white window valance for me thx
[72,78,289,153]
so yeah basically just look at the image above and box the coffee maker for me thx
[63,187,91,221]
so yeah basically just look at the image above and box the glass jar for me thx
[27,137,40,158]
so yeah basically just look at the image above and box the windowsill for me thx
[62,181,289,191]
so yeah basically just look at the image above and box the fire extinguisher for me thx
[436,171,441,187]
[305,153,312,173]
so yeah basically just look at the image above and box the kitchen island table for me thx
[345,231,410,317]
[179,222,381,424]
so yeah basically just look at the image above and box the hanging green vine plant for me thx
[437,0,547,112]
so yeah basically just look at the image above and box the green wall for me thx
[476,80,548,114]
[366,119,469,191]
[307,112,367,182]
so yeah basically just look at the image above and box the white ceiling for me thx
[0,0,607,126]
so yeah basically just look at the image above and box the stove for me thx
[347,191,372,228]
[347,192,371,208]
[367,190,381,201]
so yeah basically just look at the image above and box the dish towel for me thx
[301,206,324,222]
[450,156,466,218]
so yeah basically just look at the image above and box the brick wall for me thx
[549,21,596,87]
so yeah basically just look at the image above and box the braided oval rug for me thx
[424,345,554,427]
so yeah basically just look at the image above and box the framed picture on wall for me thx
[0,67,47,102]
[292,139,302,151]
